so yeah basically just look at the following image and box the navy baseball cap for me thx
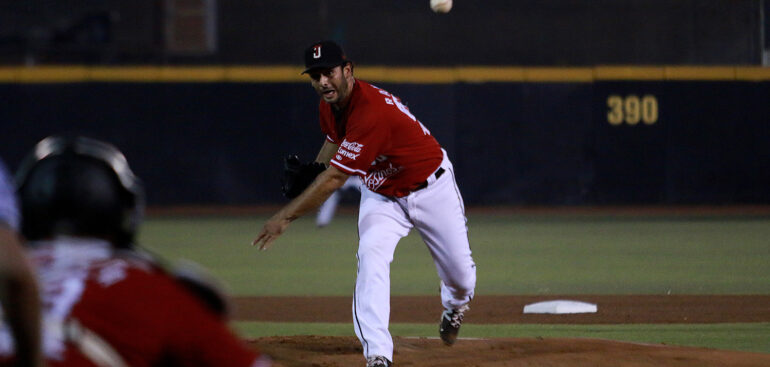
[302,41,350,74]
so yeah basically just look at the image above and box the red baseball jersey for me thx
[320,80,443,197]
[0,239,266,367]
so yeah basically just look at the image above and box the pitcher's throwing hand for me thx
[253,217,291,250]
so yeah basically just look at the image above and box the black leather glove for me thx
[281,154,326,199]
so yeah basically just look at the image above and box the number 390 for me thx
[607,94,658,125]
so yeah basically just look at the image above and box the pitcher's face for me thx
[309,64,353,109]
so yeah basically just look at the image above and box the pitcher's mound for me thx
[247,335,770,367]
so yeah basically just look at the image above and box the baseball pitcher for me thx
[254,41,476,367]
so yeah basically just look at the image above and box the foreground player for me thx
[254,41,476,367]
[316,176,360,227]
[0,136,270,367]
[0,157,43,367]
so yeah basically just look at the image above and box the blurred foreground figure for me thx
[0,157,44,367]
[316,176,361,227]
[0,136,270,367]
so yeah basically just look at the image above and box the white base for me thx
[523,300,597,314]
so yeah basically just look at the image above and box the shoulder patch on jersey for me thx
[340,140,364,153]
[95,260,129,287]
[337,140,364,161]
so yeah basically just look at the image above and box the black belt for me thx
[413,167,445,191]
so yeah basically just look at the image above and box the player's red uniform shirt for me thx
[0,239,267,367]
[320,80,443,197]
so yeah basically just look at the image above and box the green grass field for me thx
[139,211,770,353]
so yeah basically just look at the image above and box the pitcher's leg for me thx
[412,165,476,310]
[353,188,411,362]
[430,232,476,310]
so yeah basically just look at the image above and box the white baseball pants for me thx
[352,150,476,362]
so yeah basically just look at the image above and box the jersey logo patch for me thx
[363,164,402,191]
[338,150,359,160]
[337,140,364,161]
[340,140,364,152]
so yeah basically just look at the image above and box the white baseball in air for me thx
[430,0,452,13]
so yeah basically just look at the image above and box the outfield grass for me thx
[140,212,770,296]
[139,211,770,353]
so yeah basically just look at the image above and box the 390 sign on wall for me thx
[606,94,659,125]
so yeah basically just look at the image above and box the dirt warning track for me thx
[233,294,770,324]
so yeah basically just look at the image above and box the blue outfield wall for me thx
[1,77,769,206]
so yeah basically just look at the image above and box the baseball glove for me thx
[281,154,326,199]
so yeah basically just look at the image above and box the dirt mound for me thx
[247,335,770,367]
[238,295,770,366]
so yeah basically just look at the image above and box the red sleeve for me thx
[318,102,339,144]
[329,109,390,175]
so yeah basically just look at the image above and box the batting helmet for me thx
[15,136,144,248]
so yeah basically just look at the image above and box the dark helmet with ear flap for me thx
[15,136,144,248]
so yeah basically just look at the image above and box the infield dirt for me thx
[237,295,770,366]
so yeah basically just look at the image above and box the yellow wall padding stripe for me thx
[1,66,770,83]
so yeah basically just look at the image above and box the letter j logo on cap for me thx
[313,45,322,59]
